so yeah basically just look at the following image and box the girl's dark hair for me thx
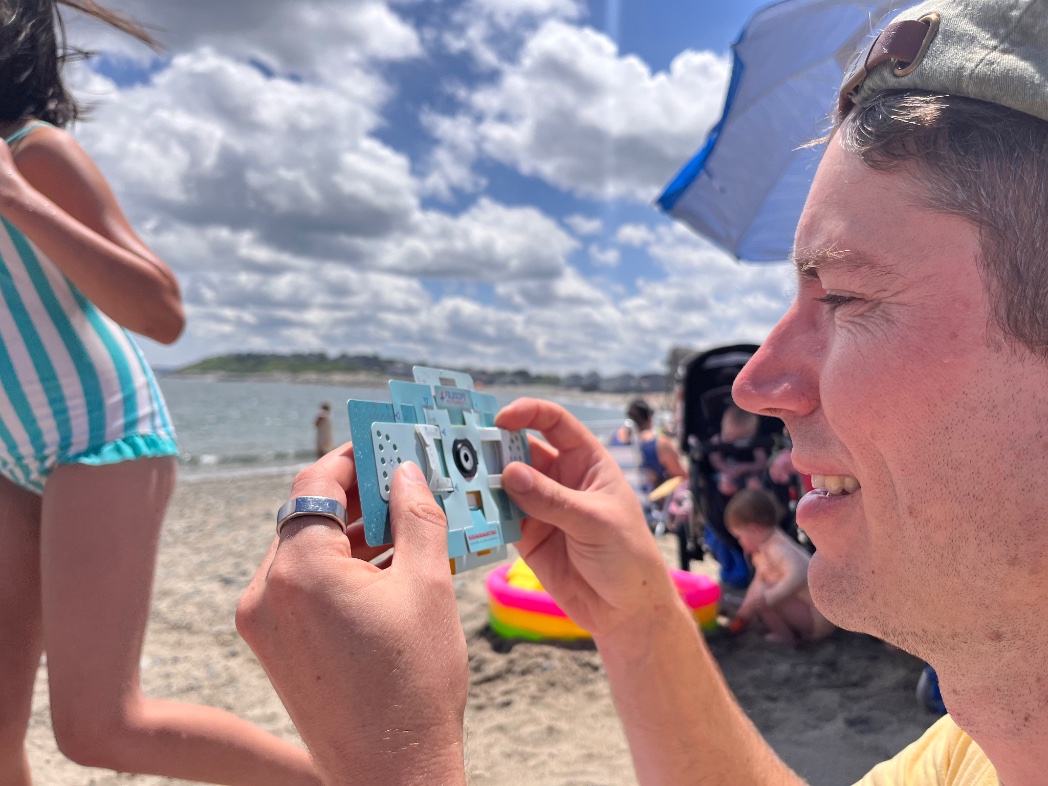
[627,399,653,425]
[0,0,158,127]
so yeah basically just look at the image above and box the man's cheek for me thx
[826,348,934,425]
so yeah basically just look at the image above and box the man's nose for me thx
[732,304,820,419]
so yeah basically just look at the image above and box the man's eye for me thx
[817,293,858,310]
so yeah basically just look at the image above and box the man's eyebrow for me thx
[791,246,901,281]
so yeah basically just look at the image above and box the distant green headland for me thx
[172,352,672,394]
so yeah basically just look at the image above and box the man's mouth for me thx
[809,474,860,496]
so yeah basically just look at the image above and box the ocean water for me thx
[157,376,625,481]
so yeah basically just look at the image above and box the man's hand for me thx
[496,401,804,785]
[495,398,679,640]
[237,445,468,786]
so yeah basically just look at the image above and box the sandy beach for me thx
[27,472,938,785]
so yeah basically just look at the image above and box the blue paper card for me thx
[348,367,531,573]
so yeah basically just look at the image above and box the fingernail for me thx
[503,465,533,493]
[400,461,426,485]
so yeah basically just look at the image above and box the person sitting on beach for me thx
[709,404,768,496]
[0,3,319,784]
[607,418,634,447]
[236,3,1048,785]
[627,398,686,491]
[626,398,686,534]
[726,489,834,645]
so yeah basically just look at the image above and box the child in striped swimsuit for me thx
[0,2,318,784]
[0,118,179,493]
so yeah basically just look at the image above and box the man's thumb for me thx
[388,461,450,570]
[501,462,590,534]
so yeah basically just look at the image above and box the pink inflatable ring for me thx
[486,560,720,641]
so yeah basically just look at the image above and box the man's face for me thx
[732,138,1048,656]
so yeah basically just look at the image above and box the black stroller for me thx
[675,344,801,584]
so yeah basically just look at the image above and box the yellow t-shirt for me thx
[854,715,998,785]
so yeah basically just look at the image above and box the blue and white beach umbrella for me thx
[657,0,903,262]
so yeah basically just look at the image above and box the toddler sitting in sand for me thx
[726,489,834,646]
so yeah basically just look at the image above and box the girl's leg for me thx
[41,458,319,785]
[0,477,43,786]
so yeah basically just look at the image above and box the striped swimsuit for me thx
[0,122,178,494]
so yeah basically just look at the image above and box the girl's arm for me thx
[656,434,687,479]
[0,125,184,344]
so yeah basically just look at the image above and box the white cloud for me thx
[171,264,436,364]
[75,50,419,252]
[478,223,795,374]
[78,49,572,285]
[496,265,607,308]
[472,0,585,24]
[374,197,578,280]
[616,223,656,247]
[66,0,422,77]
[588,244,620,267]
[616,222,795,353]
[440,0,585,70]
[420,111,488,200]
[427,20,730,202]
[564,214,603,236]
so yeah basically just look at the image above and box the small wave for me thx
[176,448,317,483]
[178,448,316,467]
[178,461,312,484]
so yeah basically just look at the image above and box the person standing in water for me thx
[314,401,334,458]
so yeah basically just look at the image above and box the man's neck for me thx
[937,638,1048,786]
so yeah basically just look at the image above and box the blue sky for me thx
[68,0,799,375]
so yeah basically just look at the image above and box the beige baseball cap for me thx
[839,0,1048,123]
